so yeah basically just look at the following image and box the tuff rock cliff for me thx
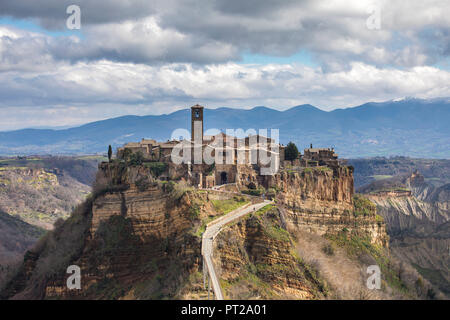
[210,166,402,299]
[1,162,421,300]
[363,172,450,297]
[269,167,388,247]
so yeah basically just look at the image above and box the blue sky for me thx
[240,51,318,67]
[0,17,83,37]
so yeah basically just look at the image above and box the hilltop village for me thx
[3,104,409,301]
[116,104,340,189]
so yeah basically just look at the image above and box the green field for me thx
[370,175,393,181]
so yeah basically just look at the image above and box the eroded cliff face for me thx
[363,174,450,297]
[47,164,215,299]
[212,206,328,299]
[2,163,215,300]
[271,167,354,209]
[366,172,450,234]
[270,167,388,247]
[351,170,449,298]
[2,162,393,300]
[210,167,395,299]
[367,193,448,234]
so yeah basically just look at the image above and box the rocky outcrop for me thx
[2,162,393,300]
[270,167,354,209]
[43,164,208,299]
[269,167,388,247]
[213,206,327,299]
[1,162,212,300]
[365,172,449,235]
[362,171,450,297]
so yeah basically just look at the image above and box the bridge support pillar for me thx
[208,276,211,300]
[203,258,206,289]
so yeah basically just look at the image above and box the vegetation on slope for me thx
[215,205,328,299]
[326,230,439,299]
[353,194,377,218]
[0,210,46,288]
[0,194,94,299]
[0,156,97,230]
[211,196,248,214]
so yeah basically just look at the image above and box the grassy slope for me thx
[0,209,46,288]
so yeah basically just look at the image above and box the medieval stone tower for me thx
[191,104,204,143]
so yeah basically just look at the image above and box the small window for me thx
[195,110,200,118]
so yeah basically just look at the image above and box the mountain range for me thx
[0,98,449,158]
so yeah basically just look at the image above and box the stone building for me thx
[301,144,338,167]
[118,105,342,189]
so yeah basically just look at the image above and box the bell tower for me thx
[191,104,204,143]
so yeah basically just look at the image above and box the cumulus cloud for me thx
[0,0,449,130]
[1,0,449,67]
[0,50,449,129]
[0,0,157,27]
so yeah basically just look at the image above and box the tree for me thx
[108,145,112,162]
[122,148,132,161]
[285,141,299,161]
[128,151,144,166]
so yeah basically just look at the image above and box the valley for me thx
[348,159,450,298]
[0,152,448,300]
[0,156,101,282]
[1,154,443,300]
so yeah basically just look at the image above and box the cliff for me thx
[363,172,450,297]
[1,162,404,300]
[1,163,202,299]
[212,205,328,299]
[1,162,256,299]
[269,167,388,247]
[0,166,90,230]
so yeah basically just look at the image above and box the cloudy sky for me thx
[0,0,449,130]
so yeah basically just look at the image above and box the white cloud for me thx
[2,0,450,67]
[0,0,449,130]
[0,56,449,130]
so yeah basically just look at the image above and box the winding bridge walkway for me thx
[201,198,273,300]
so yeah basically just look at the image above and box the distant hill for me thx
[348,157,450,188]
[0,209,45,266]
[0,157,98,230]
[0,98,449,158]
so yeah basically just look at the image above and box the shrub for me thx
[242,187,265,196]
[303,168,313,174]
[189,203,201,220]
[375,214,384,225]
[135,176,151,192]
[353,194,376,217]
[144,162,167,177]
[322,243,335,256]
